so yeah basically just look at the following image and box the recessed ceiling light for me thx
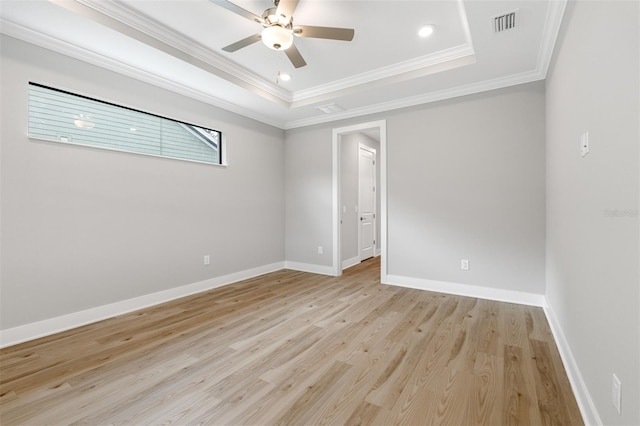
[418,25,435,38]
[279,73,291,82]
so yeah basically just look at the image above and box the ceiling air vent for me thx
[493,10,517,33]
[316,103,345,114]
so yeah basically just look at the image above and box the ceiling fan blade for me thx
[293,25,355,41]
[222,33,262,52]
[285,43,307,68]
[275,0,299,21]
[208,0,264,24]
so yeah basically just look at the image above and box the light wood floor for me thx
[0,258,583,425]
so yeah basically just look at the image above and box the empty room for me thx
[1,0,638,425]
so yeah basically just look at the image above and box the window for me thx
[28,83,222,165]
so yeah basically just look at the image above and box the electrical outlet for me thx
[204,255,210,266]
[317,246,323,255]
[461,259,469,270]
[612,374,621,414]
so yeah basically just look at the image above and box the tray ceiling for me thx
[0,0,566,129]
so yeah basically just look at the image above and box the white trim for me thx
[284,261,335,276]
[291,45,474,104]
[285,69,544,129]
[75,0,474,108]
[47,0,288,106]
[543,302,602,426]
[342,256,360,271]
[384,274,546,307]
[0,261,285,349]
[1,0,567,132]
[536,0,568,78]
[0,19,285,129]
[75,0,291,102]
[379,122,388,283]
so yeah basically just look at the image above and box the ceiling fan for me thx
[211,0,355,68]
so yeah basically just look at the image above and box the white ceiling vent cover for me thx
[316,103,346,114]
[493,10,518,33]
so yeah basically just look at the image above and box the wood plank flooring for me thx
[0,258,583,425]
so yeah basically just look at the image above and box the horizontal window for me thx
[28,83,222,165]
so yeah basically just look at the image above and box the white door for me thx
[358,145,376,261]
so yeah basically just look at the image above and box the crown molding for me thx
[292,0,473,103]
[2,0,567,132]
[284,0,565,129]
[283,69,545,129]
[290,44,475,105]
[47,0,289,107]
[536,0,567,78]
[0,19,285,129]
[76,0,292,103]
[67,0,477,109]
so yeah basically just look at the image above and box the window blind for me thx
[28,83,222,165]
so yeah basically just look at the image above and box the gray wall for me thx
[0,36,285,329]
[284,125,333,267]
[340,133,380,265]
[286,82,546,294]
[545,1,640,424]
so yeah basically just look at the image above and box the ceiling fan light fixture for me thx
[262,25,293,50]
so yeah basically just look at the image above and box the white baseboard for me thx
[383,274,546,307]
[0,261,285,349]
[543,302,602,426]
[342,256,360,270]
[284,261,336,276]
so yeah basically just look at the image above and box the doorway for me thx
[332,120,387,279]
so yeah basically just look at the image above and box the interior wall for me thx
[545,1,640,424]
[340,133,381,265]
[285,82,546,295]
[284,125,333,268]
[0,35,285,330]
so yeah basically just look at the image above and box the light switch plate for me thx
[581,132,590,157]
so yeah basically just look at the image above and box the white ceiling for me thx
[0,0,566,129]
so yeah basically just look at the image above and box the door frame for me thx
[332,120,387,280]
[358,143,377,262]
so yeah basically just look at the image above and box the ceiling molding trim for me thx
[535,0,567,78]
[75,0,292,103]
[0,19,285,129]
[72,0,478,108]
[291,0,474,103]
[456,0,474,51]
[284,69,545,129]
[290,53,477,109]
[46,0,289,107]
[290,44,475,103]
